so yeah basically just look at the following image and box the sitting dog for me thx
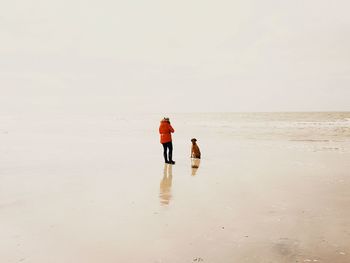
[191,138,201,159]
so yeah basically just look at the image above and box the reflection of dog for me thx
[191,138,201,159]
[191,158,201,175]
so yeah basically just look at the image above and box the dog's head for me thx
[191,138,197,144]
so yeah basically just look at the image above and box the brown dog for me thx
[191,138,201,159]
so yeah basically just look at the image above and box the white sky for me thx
[1,0,349,113]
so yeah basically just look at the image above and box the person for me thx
[159,117,175,164]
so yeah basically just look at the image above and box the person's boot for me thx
[168,151,175,164]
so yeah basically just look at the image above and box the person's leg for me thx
[162,143,169,163]
[168,142,175,164]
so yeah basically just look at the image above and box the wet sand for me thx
[1,113,350,262]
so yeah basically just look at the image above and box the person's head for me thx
[163,117,170,123]
[191,138,197,144]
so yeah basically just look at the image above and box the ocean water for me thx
[172,112,350,152]
[110,111,350,154]
[171,112,350,140]
[3,111,349,141]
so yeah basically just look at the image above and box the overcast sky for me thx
[1,0,349,113]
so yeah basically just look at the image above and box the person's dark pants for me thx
[162,141,173,163]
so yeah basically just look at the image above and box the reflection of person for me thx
[191,158,201,176]
[159,117,175,164]
[160,164,173,205]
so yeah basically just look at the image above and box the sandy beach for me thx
[1,112,350,263]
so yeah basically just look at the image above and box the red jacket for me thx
[159,120,174,143]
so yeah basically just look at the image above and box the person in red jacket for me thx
[159,117,175,164]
